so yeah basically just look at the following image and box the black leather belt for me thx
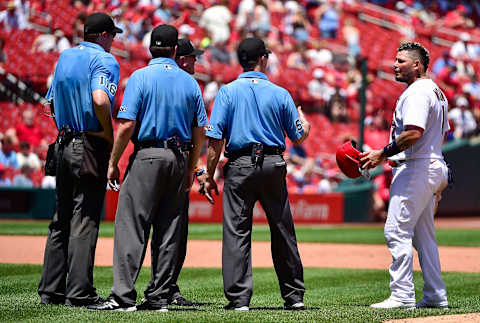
[136,138,193,152]
[225,144,284,159]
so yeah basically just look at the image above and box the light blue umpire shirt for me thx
[46,41,120,131]
[206,71,304,151]
[118,57,207,142]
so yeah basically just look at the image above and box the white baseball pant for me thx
[384,158,449,306]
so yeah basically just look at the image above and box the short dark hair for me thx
[149,46,175,58]
[240,57,260,70]
[397,42,430,71]
[84,33,100,42]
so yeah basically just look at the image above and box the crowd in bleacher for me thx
[0,0,479,200]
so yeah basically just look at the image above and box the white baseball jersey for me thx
[389,78,450,161]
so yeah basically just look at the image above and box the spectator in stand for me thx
[449,96,477,139]
[0,37,6,64]
[432,50,455,76]
[0,164,11,187]
[463,74,480,101]
[364,114,389,150]
[31,29,57,53]
[17,141,42,170]
[12,164,34,188]
[15,109,44,149]
[153,1,173,23]
[203,74,223,112]
[179,24,195,39]
[436,62,458,102]
[450,32,476,60]
[292,10,310,44]
[135,16,153,42]
[199,0,232,45]
[342,18,360,59]
[306,44,331,68]
[317,3,339,39]
[209,40,231,64]
[0,1,28,32]
[0,134,19,170]
[286,43,309,70]
[54,29,71,53]
[327,95,349,123]
[442,4,474,29]
[251,0,271,36]
[72,12,87,45]
[308,68,334,112]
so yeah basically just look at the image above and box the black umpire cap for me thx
[84,12,123,35]
[176,39,204,58]
[237,37,271,67]
[151,24,178,47]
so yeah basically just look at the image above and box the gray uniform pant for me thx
[144,192,189,301]
[111,148,187,307]
[222,155,305,307]
[38,136,108,305]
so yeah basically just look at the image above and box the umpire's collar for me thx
[80,41,105,52]
[238,71,269,81]
[148,57,178,67]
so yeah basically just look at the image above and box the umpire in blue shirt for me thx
[88,25,207,312]
[38,12,121,307]
[202,37,311,311]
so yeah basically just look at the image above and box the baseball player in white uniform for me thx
[360,42,450,309]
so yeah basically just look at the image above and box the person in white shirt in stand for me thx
[360,42,451,310]
[448,96,477,139]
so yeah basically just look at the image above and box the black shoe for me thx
[65,296,105,307]
[284,302,305,310]
[224,302,249,311]
[136,299,168,312]
[86,296,137,312]
[40,295,65,305]
[170,296,194,306]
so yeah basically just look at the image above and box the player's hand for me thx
[107,164,121,191]
[199,176,219,204]
[359,150,385,169]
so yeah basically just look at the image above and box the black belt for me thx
[57,126,84,145]
[225,144,284,159]
[136,139,193,152]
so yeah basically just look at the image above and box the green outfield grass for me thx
[0,264,479,323]
[1,220,480,246]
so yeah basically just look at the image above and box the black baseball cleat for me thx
[86,296,136,312]
[136,298,168,312]
[284,302,305,310]
[224,302,249,311]
[169,296,194,306]
[65,296,105,307]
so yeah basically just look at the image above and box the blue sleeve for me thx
[193,82,208,127]
[45,70,55,102]
[90,54,120,109]
[117,72,142,121]
[206,86,229,139]
[282,91,303,141]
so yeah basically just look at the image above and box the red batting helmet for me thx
[336,140,362,178]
